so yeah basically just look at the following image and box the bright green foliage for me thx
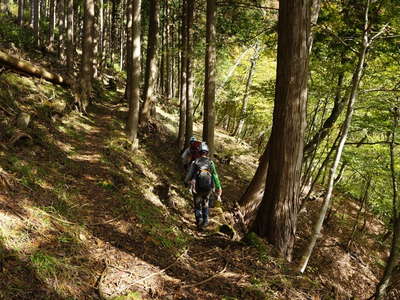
[112,292,143,300]
[301,0,400,227]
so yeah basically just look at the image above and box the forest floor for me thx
[0,17,398,300]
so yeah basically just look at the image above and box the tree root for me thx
[0,167,16,193]
[8,129,32,147]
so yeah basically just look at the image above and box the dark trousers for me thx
[193,191,211,225]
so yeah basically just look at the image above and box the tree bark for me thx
[126,0,141,150]
[239,0,321,225]
[66,0,74,73]
[297,0,371,273]
[140,0,160,124]
[251,0,310,262]
[98,0,104,69]
[239,145,269,226]
[77,0,95,112]
[165,0,172,99]
[48,0,55,49]
[177,0,187,150]
[111,0,121,64]
[203,0,216,156]
[92,0,100,79]
[124,0,132,100]
[33,0,39,46]
[57,0,65,61]
[119,0,126,71]
[0,50,71,87]
[184,0,194,147]
[18,0,25,25]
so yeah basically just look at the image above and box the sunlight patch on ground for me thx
[55,140,74,153]
[0,212,32,251]
[102,254,175,299]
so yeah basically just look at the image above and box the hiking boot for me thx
[196,217,203,229]
[202,207,209,228]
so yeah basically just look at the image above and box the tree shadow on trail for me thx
[0,238,70,300]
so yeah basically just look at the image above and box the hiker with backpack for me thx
[185,142,222,230]
[181,136,202,171]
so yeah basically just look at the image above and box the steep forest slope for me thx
[0,22,398,300]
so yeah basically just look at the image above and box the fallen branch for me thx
[0,50,72,87]
[181,261,228,288]
[87,216,121,226]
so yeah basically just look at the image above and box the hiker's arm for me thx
[184,162,195,183]
[210,161,222,193]
[181,148,190,161]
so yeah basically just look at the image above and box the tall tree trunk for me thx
[124,0,132,100]
[111,0,121,64]
[77,0,95,113]
[239,145,270,226]
[40,0,46,21]
[30,0,34,27]
[104,0,110,66]
[126,0,141,150]
[233,43,260,137]
[57,0,65,61]
[118,0,126,71]
[184,0,194,147]
[98,0,104,69]
[33,0,39,46]
[108,1,113,63]
[92,0,100,79]
[239,0,320,227]
[73,0,79,48]
[48,0,55,49]
[298,0,373,273]
[66,0,74,73]
[251,0,310,262]
[177,0,187,150]
[140,0,160,124]
[18,0,25,25]
[203,0,216,156]
[165,0,172,99]
[374,109,400,300]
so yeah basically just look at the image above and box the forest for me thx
[0,0,399,299]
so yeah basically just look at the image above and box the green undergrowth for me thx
[0,54,193,298]
[112,291,143,300]
[0,13,35,49]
